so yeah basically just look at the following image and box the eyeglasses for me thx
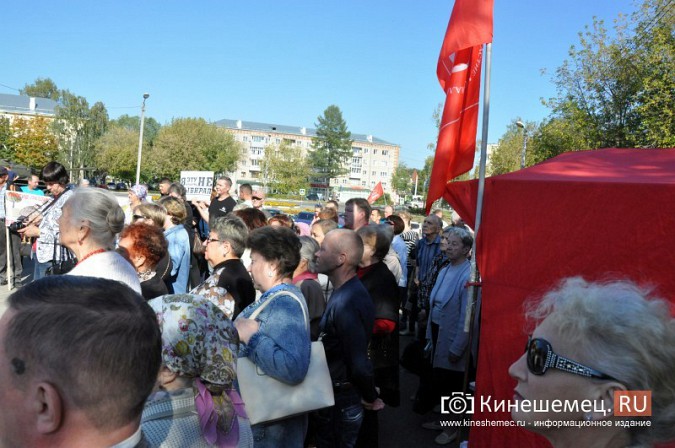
[525,336,618,381]
[252,197,263,201]
[205,237,221,244]
[132,214,146,221]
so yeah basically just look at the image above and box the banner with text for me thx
[4,191,51,227]
[180,171,214,202]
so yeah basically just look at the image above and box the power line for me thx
[0,82,20,92]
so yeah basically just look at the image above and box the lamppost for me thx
[135,93,150,185]
[516,120,528,169]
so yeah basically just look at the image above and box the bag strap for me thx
[248,287,309,332]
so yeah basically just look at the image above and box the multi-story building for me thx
[0,93,57,122]
[215,119,400,199]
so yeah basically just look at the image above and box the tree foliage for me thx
[543,0,674,150]
[0,117,12,161]
[144,118,240,180]
[261,141,311,194]
[94,125,141,180]
[391,162,412,196]
[20,77,60,101]
[7,116,58,168]
[309,105,353,181]
[110,114,161,145]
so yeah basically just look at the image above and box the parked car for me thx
[265,208,282,217]
[306,193,319,201]
[107,182,117,190]
[116,182,128,191]
[294,211,315,226]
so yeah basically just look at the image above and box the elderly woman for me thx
[292,236,326,341]
[18,161,74,280]
[158,196,191,294]
[55,187,141,294]
[132,203,174,292]
[118,222,169,300]
[143,294,253,447]
[190,216,255,320]
[509,278,675,448]
[355,224,401,447]
[422,226,473,445]
[234,226,311,447]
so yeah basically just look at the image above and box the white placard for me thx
[180,171,214,202]
[4,191,51,227]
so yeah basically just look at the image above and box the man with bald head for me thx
[314,229,383,447]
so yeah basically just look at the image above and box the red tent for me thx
[444,148,675,447]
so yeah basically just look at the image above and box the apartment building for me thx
[0,93,58,121]
[215,119,400,198]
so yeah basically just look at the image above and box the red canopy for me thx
[444,148,675,447]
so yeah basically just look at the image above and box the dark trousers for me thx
[314,389,364,448]
[0,226,22,285]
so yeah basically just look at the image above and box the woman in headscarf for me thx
[143,294,252,447]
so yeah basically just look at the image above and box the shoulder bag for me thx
[45,241,76,276]
[237,289,334,424]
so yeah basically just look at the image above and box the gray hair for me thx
[527,277,675,446]
[443,226,473,249]
[210,216,248,258]
[64,188,125,248]
[298,236,320,273]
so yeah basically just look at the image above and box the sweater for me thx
[68,251,142,295]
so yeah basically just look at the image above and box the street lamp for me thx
[135,93,150,185]
[516,120,528,169]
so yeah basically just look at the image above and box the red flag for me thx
[367,182,384,204]
[426,0,493,213]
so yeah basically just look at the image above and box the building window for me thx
[362,181,367,186]
[353,147,362,154]
[351,157,362,166]
[382,150,388,156]
[276,138,281,144]
[351,167,361,174]
[373,149,378,155]
[243,136,249,142]
[372,171,376,176]
[251,159,260,166]
[364,148,369,154]
[381,171,387,177]
[252,135,265,142]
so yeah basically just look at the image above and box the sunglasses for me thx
[252,197,263,201]
[525,336,619,381]
[132,214,146,221]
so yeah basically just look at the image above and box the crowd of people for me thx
[0,162,674,448]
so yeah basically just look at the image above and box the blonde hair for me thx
[527,277,675,446]
[133,203,167,228]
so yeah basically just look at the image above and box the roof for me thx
[0,93,58,116]
[214,118,397,146]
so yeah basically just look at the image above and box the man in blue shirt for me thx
[20,175,45,196]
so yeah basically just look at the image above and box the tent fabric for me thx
[443,148,675,448]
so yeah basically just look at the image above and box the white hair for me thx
[63,188,125,248]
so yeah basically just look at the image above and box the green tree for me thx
[489,120,539,175]
[52,90,109,181]
[145,118,240,180]
[544,0,674,149]
[20,77,60,101]
[261,141,311,195]
[391,162,412,196]
[94,125,141,180]
[309,105,353,189]
[110,114,161,145]
[0,117,13,160]
[8,116,58,168]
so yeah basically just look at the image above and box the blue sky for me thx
[2,0,634,169]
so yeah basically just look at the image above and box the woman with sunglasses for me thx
[509,277,675,448]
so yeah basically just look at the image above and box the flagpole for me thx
[460,42,492,443]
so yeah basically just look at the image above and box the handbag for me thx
[237,289,335,425]
[45,242,76,276]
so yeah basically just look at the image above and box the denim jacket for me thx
[237,283,311,384]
